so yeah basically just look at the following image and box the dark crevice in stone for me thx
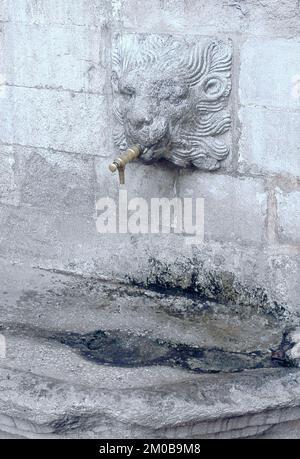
[50,413,97,434]
[51,329,292,373]
[0,323,294,374]
[271,327,300,367]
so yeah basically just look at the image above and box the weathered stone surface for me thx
[4,365,300,439]
[277,190,300,244]
[240,38,300,110]
[96,155,177,200]
[16,146,96,216]
[0,0,108,27]
[257,419,300,439]
[1,23,108,93]
[238,106,300,177]
[0,0,299,439]
[2,206,299,316]
[178,172,267,243]
[0,430,26,439]
[0,86,109,155]
[0,204,102,268]
[267,253,300,316]
[0,260,288,379]
[0,260,299,439]
[0,145,19,206]
[114,0,300,37]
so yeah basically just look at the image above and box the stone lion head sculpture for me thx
[112,34,232,170]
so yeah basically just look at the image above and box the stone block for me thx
[17,146,95,216]
[0,145,19,206]
[0,0,108,27]
[1,23,108,93]
[240,38,300,110]
[277,190,300,244]
[0,86,110,156]
[114,0,300,37]
[178,171,267,243]
[238,106,300,177]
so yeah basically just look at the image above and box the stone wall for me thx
[0,0,299,314]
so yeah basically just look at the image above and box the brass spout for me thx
[109,145,142,185]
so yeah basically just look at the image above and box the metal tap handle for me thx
[109,145,142,185]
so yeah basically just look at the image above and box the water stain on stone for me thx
[0,321,294,373]
[49,328,288,373]
[128,257,287,319]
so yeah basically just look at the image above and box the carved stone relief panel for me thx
[112,34,232,170]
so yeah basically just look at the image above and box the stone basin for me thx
[0,259,300,439]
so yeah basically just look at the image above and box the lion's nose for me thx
[131,112,153,129]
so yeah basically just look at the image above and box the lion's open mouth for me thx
[140,138,172,162]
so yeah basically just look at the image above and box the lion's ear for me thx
[181,40,232,89]
[111,71,119,93]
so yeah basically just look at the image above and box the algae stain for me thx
[127,257,286,318]
[50,328,281,374]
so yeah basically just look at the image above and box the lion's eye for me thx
[120,87,135,98]
[170,88,188,105]
[170,94,184,105]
